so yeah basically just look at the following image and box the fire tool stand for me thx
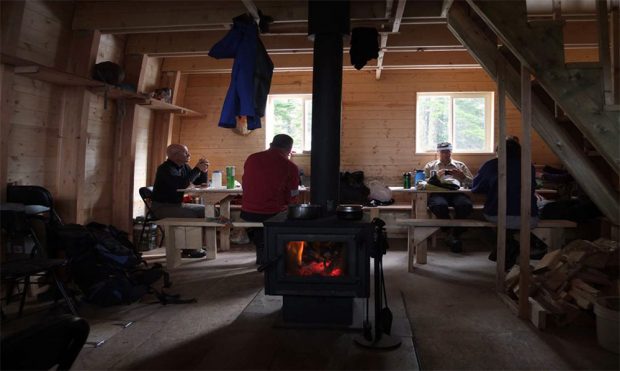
[354,220,401,350]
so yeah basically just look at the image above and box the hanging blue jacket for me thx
[208,18,274,130]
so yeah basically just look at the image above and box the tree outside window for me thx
[266,94,312,153]
[416,92,494,153]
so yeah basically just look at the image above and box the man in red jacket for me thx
[241,134,300,264]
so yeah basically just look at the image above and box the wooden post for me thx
[597,0,613,106]
[496,57,507,291]
[0,65,15,203]
[111,54,147,233]
[124,54,148,93]
[148,71,182,184]
[518,65,532,320]
[0,0,25,202]
[149,112,174,185]
[112,103,139,234]
[611,6,619,105]
[56,30,100,224]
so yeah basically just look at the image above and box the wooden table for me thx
[179,186,310,252]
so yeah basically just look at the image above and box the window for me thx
[415,92,494,153]
[265,94,312,153]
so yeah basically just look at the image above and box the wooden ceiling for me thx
[73,0,603,77]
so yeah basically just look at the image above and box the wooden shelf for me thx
[2,53,104,87]
[1,53,204,117]
[136,98,204,117]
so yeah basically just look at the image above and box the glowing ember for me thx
[286,240,346,277]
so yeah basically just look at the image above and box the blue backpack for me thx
[58,223,188,306]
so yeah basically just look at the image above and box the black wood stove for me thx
[262,213,372,325]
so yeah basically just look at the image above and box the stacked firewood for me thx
[505,238,619,327]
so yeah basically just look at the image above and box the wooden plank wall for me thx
[5,0,73,197]
[179,69,560,199]
[4,2,134,225]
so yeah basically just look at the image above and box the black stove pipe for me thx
[308,1,350,215]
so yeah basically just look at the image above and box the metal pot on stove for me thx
[336,204,364,220]
[287,204,322,220]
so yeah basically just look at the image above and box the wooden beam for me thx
[0,65,14,203]
[447,1,620,224]
[597,0,613,105]
[162,50,479,73]
[148,71,181,185]
[610,6,619,105]
[0,0,25,202]
[149,112,174,186]
[467,0,620,174]
[241,0,260,23]
[375,33,388,80]
[376,0,406,79]
[124,54,148,93]
[440,0,454,18]
[518,65,532,320]
[73,1,389,33]
[496,58,507,291]
[112,103,139,234]
[55,30,101,224]
[126,32,314,56]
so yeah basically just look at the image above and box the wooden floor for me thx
[2,235,618,370]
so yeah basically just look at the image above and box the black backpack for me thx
[56,223,193,306]
[92,61,125,85]
[339,171,371,205]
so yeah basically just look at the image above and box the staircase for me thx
[446,0,619,224]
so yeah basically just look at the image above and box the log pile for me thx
[505,238,619,327]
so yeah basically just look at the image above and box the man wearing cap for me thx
[423,141,474,252]
[241,134,300,263]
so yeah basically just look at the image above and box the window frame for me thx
[265,94,313,154]
[415,91,495,154]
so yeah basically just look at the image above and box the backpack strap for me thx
[150,287,197,305]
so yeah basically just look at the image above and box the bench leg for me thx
[204,205,218,258]
[370,208,379,220]
[219,198,232,252]
[413,227,439,265]
[203,227,217,260]
[164,225,181,269]
[407,227,416,272]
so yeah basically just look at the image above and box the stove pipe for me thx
[308,1,350,215]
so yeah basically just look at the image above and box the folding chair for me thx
[0,203,77,317]
[138,186,165,249]
[7,185,63,226]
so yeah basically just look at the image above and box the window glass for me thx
[416,92,494,153]
[266,94,312,153]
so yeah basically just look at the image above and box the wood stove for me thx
[262,213,372,325]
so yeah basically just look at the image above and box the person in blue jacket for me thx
[472,136,539,270]
[209,15,274,130]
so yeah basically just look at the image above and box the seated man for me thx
[151,144,209,258]
[241,134,300,264]
[423,141,474,253]
[472,137,539,270]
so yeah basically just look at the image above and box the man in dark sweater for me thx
[152,144,209,258]
[472,137,539,270]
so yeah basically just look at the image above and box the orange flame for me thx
[287,241,305,266]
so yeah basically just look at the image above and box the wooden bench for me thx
[395,218,577,272]
[156,218,263,268]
